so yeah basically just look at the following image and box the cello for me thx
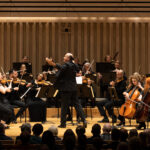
[135,77,150,122]
[119,75,142,119]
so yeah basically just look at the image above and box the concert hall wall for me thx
[0,18,150,77]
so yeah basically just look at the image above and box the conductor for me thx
[46,53,87,128]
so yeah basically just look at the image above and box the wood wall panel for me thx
[0,20,150,77]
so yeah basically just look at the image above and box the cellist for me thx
[120,74,144,128]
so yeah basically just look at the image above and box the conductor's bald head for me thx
[64,53,74,62]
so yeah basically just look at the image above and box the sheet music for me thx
[76,76,83,84]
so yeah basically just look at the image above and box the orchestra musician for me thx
[8,70,28,123]
[46,53,87,128]
[97,70,127,123]
[27,73,47,123]
[121,74,145,129]
[0,72,16,125]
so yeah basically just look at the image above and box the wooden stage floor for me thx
[6,116,147,140]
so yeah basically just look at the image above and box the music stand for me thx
[78,84,95,120]
[96,62,115,73]
[47,74,57,84]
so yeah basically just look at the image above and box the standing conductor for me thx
[46,53,87,128]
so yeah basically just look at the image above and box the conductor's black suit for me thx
[55,62,86,127]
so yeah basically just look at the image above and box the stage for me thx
[6,107,146,139]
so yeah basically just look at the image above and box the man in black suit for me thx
[46,53,87,128]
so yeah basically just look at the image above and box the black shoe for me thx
[83,121,87,128]
[98,118,109,123]
[66,116,72,121]
[77,118,81,123]
[136,123,146,130]
[58,124,66,128]
[12,120,17,124]
[5,125,10,129]
[117,122,125,126]
[112,117,117,123]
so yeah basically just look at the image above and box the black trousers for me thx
[0,99,14,123]
[10,100,27,119]
[97,99,124,121]
[60,91,85,126]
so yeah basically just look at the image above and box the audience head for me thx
[32,123,43,137]
[91,124,101,136]
[111,127,120,141]
[120,128,128,142]
[129,129,138,138]
[63,129,76,150]
[48,125,58,137]
[102,123,111,134]
[76,125,86,137]
[20,123,31,134]
[20,130,31,145]
[42,130,55,149]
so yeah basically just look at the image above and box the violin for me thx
[13,79,27,86]
[35,80,52,86]
[0,79,12,85]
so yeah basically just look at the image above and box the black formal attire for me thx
[54,61,86,126]
[97,79,126,121]
[0,91,14,124]
[27,81,47,122]
[8,82,27,120]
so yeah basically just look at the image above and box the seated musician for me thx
[18,64,33,82]
[0,72,15,125]
[8,70,28,123]
[27,73,47,123]
[122,74,144,129]
[97,70,126,123]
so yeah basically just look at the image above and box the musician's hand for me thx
[14,87,19,91]
[36,88,40,91]
[110,81,115,86]
[123,92,129,99]
[6,88,11,93]
[137,82,144,91]
[26,83,32,87]
[88,79,92,86]
[97,72,102,79]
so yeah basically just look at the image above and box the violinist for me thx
[27,73,47,123]
[97,70,126,123]
[8,70,27,123]
[18,64,33,83]
[0,72,15,125]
